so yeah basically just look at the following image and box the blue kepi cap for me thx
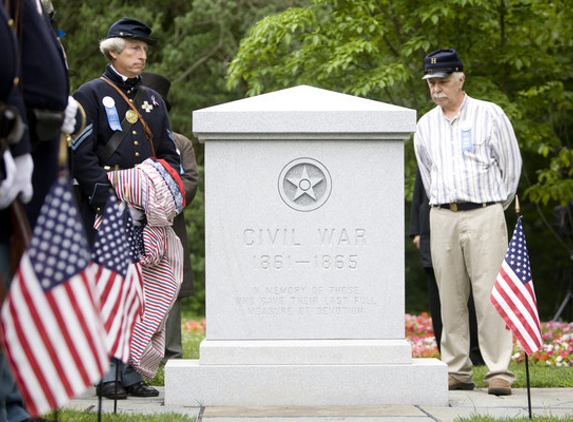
[423,48,463,79]
[106,17,156,45]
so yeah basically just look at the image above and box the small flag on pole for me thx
[490,216,543,355]
[0,172,109,417]
[92,195,143,363]
[124,205,145,304]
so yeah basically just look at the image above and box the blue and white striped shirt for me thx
[414,94,522,209]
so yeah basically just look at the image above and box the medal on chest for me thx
[126,110,138,124]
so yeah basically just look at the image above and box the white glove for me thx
[128,206,145,227]
[0,151,33,209]
[61,95,78,134]
[0,150,16,209]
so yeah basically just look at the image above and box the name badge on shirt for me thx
[460,121,472,152]
[103,96,121,131]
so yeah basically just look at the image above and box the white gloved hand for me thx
[13,153,33,203]
[128,206,145,227]
[0,151,33,209]
[61,95,78,134]
[0,150,17,209]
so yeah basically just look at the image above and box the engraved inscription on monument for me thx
[278,157,332,212]
[238,227,376,317]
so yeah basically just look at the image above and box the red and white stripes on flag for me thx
[92,195,143,363]
[490,216,543,355]
[0,172,109,417]
[107,158,184,379]
[130,226,181,379]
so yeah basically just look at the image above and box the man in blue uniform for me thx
[0,5,32,421]
[6,0,75,227]
[71,17,180,243]
[1,0,79,420]
[71,17,181,400]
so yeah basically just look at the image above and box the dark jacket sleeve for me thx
[172,132,199,206]
[409,168,424,238]
[71,81,114,213]
[410,167,433,268]
[0,3,29,158]
[171,132,199,297]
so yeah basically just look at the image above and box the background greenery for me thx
[57,0,573,321]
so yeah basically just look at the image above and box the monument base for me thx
[164,340,448,407]
[199,339,414,364]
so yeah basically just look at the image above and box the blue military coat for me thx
[1,0,69,232]
[71,64,181,241]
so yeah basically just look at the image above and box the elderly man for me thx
[71,17,182,400]
[414,48,522,396]
[71,17,180,243]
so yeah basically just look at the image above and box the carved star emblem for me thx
[286,165,324,201]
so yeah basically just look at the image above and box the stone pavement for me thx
[66,387,573,421]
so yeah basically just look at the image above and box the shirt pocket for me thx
[462,128,491,169]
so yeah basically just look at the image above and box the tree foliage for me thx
[227,0,573,204]
[226,0,573,318]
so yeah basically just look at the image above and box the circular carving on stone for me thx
[278,157,332,212]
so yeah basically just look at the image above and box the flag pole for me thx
[515,195,534,419]
[525,353,533,419]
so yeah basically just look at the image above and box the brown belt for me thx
[433,202,496,212]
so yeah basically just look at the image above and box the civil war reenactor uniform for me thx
[2,1,80,421]
[5,0,76,228]
[71,18,181,244]
[0,4,30,419]
[71,17,181,400]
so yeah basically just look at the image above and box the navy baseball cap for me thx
[106,18,157,45]
[422,48,464,79]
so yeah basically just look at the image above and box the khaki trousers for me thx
[430,203,515,385]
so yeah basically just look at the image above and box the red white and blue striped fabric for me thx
[0,173,109,416]
[108,158,183,379]
[130,227,181,378]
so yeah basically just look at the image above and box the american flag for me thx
[490,216,543,355]
[124,204,145,293]
[0,172,109,417]
[92,195,143,363]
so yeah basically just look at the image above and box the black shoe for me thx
[96,381,127,400]
[125,381,159,397]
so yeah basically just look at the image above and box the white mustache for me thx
[432,94,448,99]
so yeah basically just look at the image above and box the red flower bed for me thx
[184,314,573,365]
[405,313,573,365]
